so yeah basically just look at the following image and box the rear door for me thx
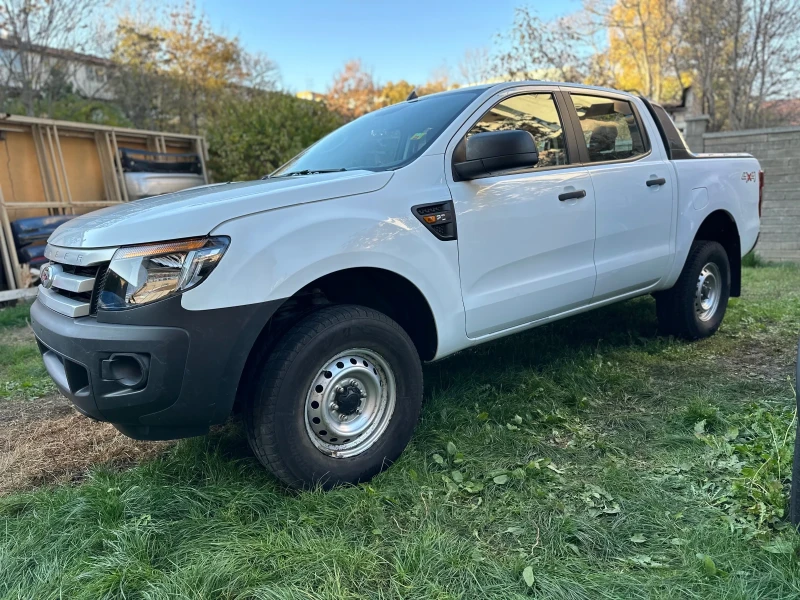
[562,90,676,299]
[446,87,597,338]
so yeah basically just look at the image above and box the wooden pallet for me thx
[0,115,209,292]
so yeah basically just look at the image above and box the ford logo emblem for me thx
[40,263,62,289]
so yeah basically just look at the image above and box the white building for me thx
[0,33,116,102]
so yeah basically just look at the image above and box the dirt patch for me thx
[3,325,37,346]
[0,397,171,495]
[717,336,798,384]
[0,394,71,425]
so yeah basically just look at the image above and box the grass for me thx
[0,301,54,401]
[1,264,799,599]
[0,303,31,330]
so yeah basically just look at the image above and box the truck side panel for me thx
[661,156,761,290]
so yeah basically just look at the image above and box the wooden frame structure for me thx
[0,115,209,295]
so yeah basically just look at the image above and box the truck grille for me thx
[38,245,117,318]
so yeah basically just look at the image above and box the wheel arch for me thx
[234,266,438,412]
[298,267,438,361]
[693,209,742,297]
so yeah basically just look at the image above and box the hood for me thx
[48,170,393,248]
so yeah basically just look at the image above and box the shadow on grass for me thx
[190,297,665,485]
[423,295,662,396]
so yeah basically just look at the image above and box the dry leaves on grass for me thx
[0,410,171,495]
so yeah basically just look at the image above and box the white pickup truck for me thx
[30,82,761,488]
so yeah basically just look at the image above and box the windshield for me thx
[271,88,485,176]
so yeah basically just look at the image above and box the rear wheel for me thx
[244,304,423,489]
[656,240,731,339]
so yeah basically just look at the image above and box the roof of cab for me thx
[488,80,637,99]
[428,80,638,101]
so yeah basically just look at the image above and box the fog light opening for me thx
[102,353,149,389]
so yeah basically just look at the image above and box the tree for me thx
[380,80,415,106]
[206,90,343,181]
[242,51,280,91]
[681,0,731,128]
[367,70,458,110]
[417,64,455,96]
[679,0,800,130]
[499,6,609,84]
[458,47,495,86]
[110,20,173,130]
[499,1,691,100]
[598,0,688,103]
[496,0,800,130]
[725,0,800,129]
[326,59,378,120]
[159,3,248,133]
[0,0,103,115]
[327,59,459,114]
[111,1,278,133]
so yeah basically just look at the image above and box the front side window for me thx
[570,94,647,163]
[468,93,568,168]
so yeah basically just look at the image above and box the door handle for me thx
[558,189,586,201]
[646,177,666,187]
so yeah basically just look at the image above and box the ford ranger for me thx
[30,82,762,488]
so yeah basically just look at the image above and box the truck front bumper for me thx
[30,295,283,440]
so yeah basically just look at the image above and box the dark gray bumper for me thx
[30,295,283,440]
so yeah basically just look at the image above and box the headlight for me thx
[98,237,229,310]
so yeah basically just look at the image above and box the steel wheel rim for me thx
[304,348,396,458]
[695,262,722,322]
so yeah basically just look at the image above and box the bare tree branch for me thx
[0,0,102,115]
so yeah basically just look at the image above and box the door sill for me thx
[466,282,659,343]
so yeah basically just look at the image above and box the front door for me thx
[447,90,597,338]
[565,91,675,299]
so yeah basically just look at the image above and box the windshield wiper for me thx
[268,168,347,178]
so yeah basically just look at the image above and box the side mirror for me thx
[453,130,539,181]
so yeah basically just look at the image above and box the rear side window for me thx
[468,93,569,168]
[570,94,647,163]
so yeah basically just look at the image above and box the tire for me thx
[656,240,731,339]
[244,304,423,489]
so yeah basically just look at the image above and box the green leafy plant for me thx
[206,91,343,181]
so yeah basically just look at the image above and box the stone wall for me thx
[698,125,800,262]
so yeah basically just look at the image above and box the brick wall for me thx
[702,127,800,263]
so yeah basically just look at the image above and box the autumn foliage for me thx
[499,0,800,130]
[323,60,455,121]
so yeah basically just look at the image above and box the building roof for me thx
[0,36,114,68]
[762,99,800,126]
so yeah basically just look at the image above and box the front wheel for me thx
[656,240,731,339]
[244,304,423,489]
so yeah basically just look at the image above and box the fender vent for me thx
[416,203,447,216]
[411,201,457,241]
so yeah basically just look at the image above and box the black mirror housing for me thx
[453,130,539,180]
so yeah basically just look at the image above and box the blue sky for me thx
[201,0,579,92]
